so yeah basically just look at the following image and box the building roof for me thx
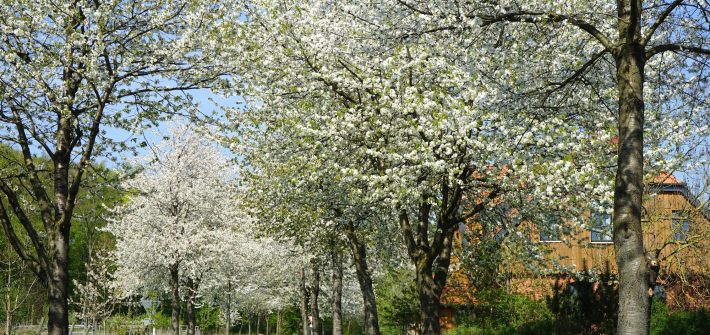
[651,171,683,186]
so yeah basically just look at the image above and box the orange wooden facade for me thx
[440,174,710,330]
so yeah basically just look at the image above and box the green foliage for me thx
[375,268,420,335]
[151,312,173,329]
[457,288,553,332]
[651,300,710,335]
[104,314,140,334]
[278,307,303,335]
[545,276,618,334]
[197,307,221,332]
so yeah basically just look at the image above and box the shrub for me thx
[651,300,710,335]
[452,289,554,334]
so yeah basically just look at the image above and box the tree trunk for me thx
[416,269,442,335]
[256,314,260,335]
[226,281,231,335]
[47,236,70,335]
[170,265,180,335]
[300,267,310,335]
[186,277,199,335]
[5,302,12,335]
[276,310,282,335]
[331,252,343,335]
[345,223,380,335]
[614,1,650,334]
[186,300,196,335]
[310,261,320,335]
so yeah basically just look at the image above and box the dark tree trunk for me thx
[614,1,651,334]
[186,300,196,335]
[331,252,343,335]
[170,265,180,335]
[345,223,380,335]
[300,267,310,335]
[47,232,70,335]
[415,227,455,335]
[185,277,199,335]
[310,261,320,335]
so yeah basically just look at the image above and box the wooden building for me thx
[440,172,710,330]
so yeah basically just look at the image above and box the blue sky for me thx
[98,88,243,168]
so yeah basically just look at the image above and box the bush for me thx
[451,289,554,334]
[651,300,710,335]
[151,311,173,329]
[545,275,618,334]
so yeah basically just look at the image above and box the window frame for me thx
[539,229,562,243]
[671,210,690,242]
[590,212,613,244]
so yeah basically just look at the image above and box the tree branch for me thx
[0,182,49,278]
[641,0,684,46]
[0,200,43,279]
[481,12,615,53]
[9,107,54,230]
[645,44,710,59]
[65,105,105,226]
[398,209,418,261]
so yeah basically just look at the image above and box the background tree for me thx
[229,1,614,333]
[106,124,244,335]
[70,251,117,335]
[0,1,232,334]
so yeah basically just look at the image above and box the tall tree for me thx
[407,1,709,333]
[106,124,243,335]
[0,1,230,334]
[229,1,614,334]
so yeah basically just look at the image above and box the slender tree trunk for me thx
[248,317,251,335]
[310,261,320,335]
[256,314,260,335]
[300,267,310,335]
[5,301,12,335]
[186,278,199,335]
[47,235,70,335]
[614,1,651,334]
[331,252,343,335]
[266,313,270,335]
[170,265,180,335]
[345,223,380,335]
[186,300,196,335]
[226,281,231,335]
[82,318,89,335]
[276,310,282,335]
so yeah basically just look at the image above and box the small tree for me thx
[71,251,117,335]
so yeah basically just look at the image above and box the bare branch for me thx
[645,44,710,59]
[641,0,684,46]
[481,12,615,53]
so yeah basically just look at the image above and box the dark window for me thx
[540,215,561,242]
[540,230,560,242]
[591,213,613,243]
[672,211,689,242]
